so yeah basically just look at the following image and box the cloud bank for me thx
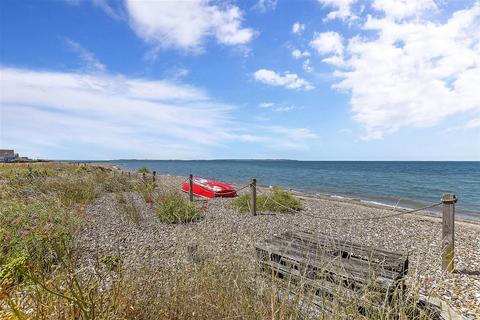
[1,66,317,158]
[316,1,480,139]
[125,0,254,53]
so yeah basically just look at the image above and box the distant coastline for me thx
[95,159,480,221]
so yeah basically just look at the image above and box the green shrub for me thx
[0,253,28,286]
[231,194,252,212]
[0,197,73,286]
[137,167,150,174]
[232,187,302,213]
[0,163,93,287]
[156,191,200,223]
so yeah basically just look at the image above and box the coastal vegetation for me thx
[136,166,150,174]
[232,187,302,213]
[115,192,141,224]
[0,163,477,319]
[156,191,201,223]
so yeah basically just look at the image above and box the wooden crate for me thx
[255,231,409,313]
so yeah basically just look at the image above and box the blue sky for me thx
[1,0,479,160]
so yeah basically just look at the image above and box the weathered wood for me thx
[255,231,408,314]
[261,236,403,282]
[153,171,156,182]
[442,193,456,272]
[256,241,397,291]
[284,231,405,265]
[189,174,194,202]
[250,178,257,216]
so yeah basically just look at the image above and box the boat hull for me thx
[181,178,237,198]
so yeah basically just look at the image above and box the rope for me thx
[159,176,442,221]
[212,183,250,196]
[265,194,442,221]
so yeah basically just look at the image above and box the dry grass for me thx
[0,163,437,319]
[115,192,141,224]
[1,253,433,320]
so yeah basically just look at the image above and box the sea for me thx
[109,160,480,220]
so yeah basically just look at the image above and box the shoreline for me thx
[289,189,480,227]
[101,162,480,225]
[80,163,480,316]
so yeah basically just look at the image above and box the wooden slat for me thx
[255,230,409,312]
[260,260,386,312]
[267,235,405,276]
[287,231,406,263]
[287,231,409,280]
[259,238,399,284]
[256,242,396,291]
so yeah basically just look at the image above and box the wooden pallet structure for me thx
[255,231,409,314]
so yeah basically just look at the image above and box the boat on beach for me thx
[181,177,237,198]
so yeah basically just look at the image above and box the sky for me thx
[1,0,479,160]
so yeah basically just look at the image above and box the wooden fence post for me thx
[153,171,156,182]
[442,193,457,272]
[189,174,194,202]
[250,178,257,216]
[142,172,145,183]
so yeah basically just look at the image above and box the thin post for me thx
[142,172,145,183]
[250,178,257,216]
[442,193,457,272]
[153,171,156,182]
[189,174,194,202]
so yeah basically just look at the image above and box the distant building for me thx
[0,149,19,162]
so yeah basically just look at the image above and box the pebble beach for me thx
[76,172,480,318]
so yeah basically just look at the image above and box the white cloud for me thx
[322,55,346,67]
[318,0,358,21]
[447,117,480,132]
[258,102,296,112]
[274,106,295,112]
[291,49,310,59]
[303,59,313,73]
[462,117,480,130]
[267,126,319,140]
[310,31,344,55]
[163,67,190,80]
[0,67,229,158]
[372,0,437,20]
[93,0,125,21]
[125,0,254,53]
[328,3,480,139]
[254,69,314,90]
[65,39,106,73]
[292,22,305,34]
[238,126,319,150]
[259,102,274,108]
[1,67,319,158]
[253,0,278,13]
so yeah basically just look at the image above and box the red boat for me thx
[181,177,237,198]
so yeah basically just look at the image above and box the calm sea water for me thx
[111,160,480,220]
